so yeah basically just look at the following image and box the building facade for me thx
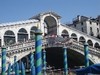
[70,15,100,38]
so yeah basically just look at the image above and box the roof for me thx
[30,11,61,20]
[0,19,39,27]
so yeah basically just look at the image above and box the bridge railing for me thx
[72,40,100,57]
[46,36,100,57]
[0,36,100,58]
[0,40,35,54]
[61,24,100,43]
[7,40,35,51]
[0,38,47,55]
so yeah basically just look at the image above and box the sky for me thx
[0,0,100,24]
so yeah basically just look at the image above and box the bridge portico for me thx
[31,12,61,36]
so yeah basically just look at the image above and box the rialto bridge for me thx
[0,12,100,69]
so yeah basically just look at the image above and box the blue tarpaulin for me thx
[75,64,100,75]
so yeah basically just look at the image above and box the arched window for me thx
[90,27,94,36]
[61,30,69,38]
[30,26,38,40]
[4,30,15,45]
[18,28,28,42]
[79,36,86,44]
[94,42,100,48]
[44,16,57,35]
[71,33,77,41]
[87,40,93,47]
[97,28,99,34]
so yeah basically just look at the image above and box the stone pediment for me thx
[30,11,61,20]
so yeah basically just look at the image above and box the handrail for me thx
[47,37,100,57]
[0,36,100,58]
[0,39,47,54]
[72,42,100,57]
[0,40,35,53]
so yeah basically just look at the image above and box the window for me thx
[90,27,92,31]
[90,21,92,24]
[97,23,98,25]
[97,28,99,33]
[74,24,76,27]
[90,27,94,36]
[82,27,84,32]
[81,22,83,25]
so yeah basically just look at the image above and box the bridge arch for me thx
[46,47,94,68]
[87,39,93,47]
[4,30,15,45]
[43,16,57,35]
[30,26,38,40]
[79,36,86,44]
[71,33,77,41]
[18,28,28,42]
[61,29,69,38]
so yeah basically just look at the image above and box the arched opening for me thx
[4,30,15,45]
[79,36,86,44]
[46,47,93,69]
[94,42,100,48]
[30,26,38,40]
[61,30,69,38]
[71,33,77,41]
[87,40,93,47]
[44,16,57,35]
[18,28,28,42]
